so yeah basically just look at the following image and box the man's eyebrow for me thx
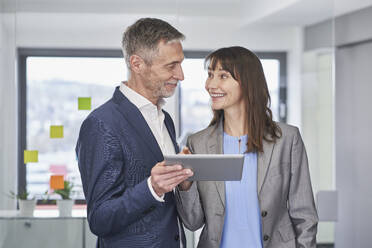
[165,60,182,66]
[165,61,177,66]
[165,56,184,66]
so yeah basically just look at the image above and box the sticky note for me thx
[24,150,38,163]
[50,175,65,190]
[49,165,67,176]
[50,125,64,138]
[78,97,91,110]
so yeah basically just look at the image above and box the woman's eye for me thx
[207,72,212,78]
[221,74,228,79]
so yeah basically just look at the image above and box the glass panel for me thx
[26,57,127,199]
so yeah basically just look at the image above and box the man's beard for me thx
[151,81,178,99]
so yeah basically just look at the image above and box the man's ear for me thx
[129,55,145,74]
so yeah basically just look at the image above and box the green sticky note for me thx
[78,97,91,110]
[50,125,64,138]
[24,150,38,163]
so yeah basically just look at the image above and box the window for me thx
[18,49,286,200]
[18,49,126,200]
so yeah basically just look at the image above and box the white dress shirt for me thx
[119,82,176,201]
[119,82,183,247]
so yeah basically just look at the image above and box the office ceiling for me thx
[2,0,372,27]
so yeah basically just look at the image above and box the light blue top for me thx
[220,132,263,248]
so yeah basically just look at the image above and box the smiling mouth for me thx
[165,81,178,86]
[210,93,226,98]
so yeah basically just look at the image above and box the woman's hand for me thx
[180,147,191,155]
[178,147,194,191]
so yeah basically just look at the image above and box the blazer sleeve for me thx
[174,136,205,231]
[288,128,319,247]
[76,115,163,237]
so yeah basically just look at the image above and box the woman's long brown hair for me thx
[206,46,282,153]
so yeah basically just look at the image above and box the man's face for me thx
[141,40,184,100]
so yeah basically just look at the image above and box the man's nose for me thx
[174,64,184,81]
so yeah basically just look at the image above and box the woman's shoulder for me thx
[276,122,299,134]
[274,122,302,142]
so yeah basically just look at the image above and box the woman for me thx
[176,46,318,248]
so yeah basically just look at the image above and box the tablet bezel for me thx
[164,154,244,181]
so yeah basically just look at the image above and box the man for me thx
[76,18,193,248]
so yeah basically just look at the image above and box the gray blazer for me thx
[175,121,318,248]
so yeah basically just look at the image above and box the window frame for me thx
[18,48,287,203]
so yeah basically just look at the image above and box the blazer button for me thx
[174,234,180,241]
[261,211,267,217]
[263,234,270,241]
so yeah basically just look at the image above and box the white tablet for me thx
[164,154,244,181]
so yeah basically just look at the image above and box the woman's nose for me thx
[206,77,218,89]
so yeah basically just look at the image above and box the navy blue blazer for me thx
[76,86,185,248]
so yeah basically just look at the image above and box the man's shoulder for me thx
[83,98,122,129]
[88,99,114,118]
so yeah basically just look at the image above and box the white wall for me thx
[335,41,372,248]
[0,6,17,210]
[333,6,372,247]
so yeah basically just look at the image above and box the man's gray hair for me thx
[122,18,185,68]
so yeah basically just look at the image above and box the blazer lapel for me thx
[257,138,275,195]
[112,87,163,162]
[163,111,180,154]
[208,120,226,207]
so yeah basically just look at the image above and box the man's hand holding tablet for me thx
[150,147,193,197]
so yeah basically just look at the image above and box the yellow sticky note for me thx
[50,125,64,138]
[50,175,64,190]
[78,97,91,110]
[24,150,38,163]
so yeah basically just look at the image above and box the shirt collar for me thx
[119,81,165,111]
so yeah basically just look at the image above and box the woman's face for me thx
[205,63,243,112]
